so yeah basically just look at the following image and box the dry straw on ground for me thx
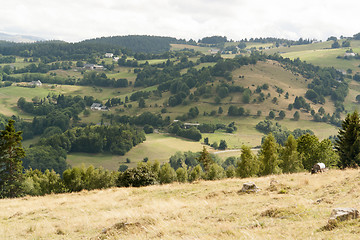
[1,169,360,239]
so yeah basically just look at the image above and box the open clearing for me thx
[67,133,206,170]
[2,169,360,239]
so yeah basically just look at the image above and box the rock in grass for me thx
[241,182,260,193]
[328,208,359,224]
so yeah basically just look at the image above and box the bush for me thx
[189,165,203,182]
[118,165,128,172]
[218,140,228,150]
[206,164,225,180]
[22,169,66,196]
[225,166,235,178]
[117,165,157,187]
[159,163,176,184]
[176,168,188,183]
[63,165,117,192]
[143,124,154,134]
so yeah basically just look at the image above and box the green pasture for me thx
[343,81,360,113]
[137,59,170,65]
[0,57,33,69]
[265,41,332,55]
[170,44,212,54]
[67,133,206,171]
[0,85,61,117]
[106,69,137,80]
[264,40,360,72]
[281,48,360,71]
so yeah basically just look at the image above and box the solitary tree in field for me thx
[218,140,228,150]
[279,110,286,120]
[335,111,360,168]
[293,111,300,121]
[0,120,25,198]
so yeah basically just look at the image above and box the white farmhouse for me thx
[105,53,114,58]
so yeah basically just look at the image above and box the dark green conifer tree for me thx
[197,146,213,172]
[335,111,360,168]
[0,120,25,198]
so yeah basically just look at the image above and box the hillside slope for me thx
[1,169,360,239]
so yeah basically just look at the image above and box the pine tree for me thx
[197,146,213,172]
[236,145,259,178]
[297,133,320,170]
[280,135,303,173]
[0,120,25,198]
[259,133,281,175]
[335,111,360,168]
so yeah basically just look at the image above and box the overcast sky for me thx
[1,0,360,42]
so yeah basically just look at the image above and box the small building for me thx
[113,57,120,62]
[90,103,109,111]
[105,53,114,58]
[90,103,102,110]
[83,64,104,70]
[184,123,200,129]
[28,80,42,86]
[209,48,220,54]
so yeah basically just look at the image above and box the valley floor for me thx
[1,169,360,239]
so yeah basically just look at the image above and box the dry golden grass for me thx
[1,169,360,239]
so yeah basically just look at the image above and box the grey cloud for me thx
[1,0,360,42]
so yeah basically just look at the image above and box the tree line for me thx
[2,110,360,198]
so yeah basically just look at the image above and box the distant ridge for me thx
[81,35,179,53]
[0,32,45,43]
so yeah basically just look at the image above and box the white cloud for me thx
[0,0,360,42]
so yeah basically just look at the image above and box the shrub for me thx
[159,163,176,184]
[189,165,203,182]
[176,167,188,183]
[143,125,154,134]
[118,165,128,172]
[117,165,157,187]
[225,166,235,178]
[206,164,225,180]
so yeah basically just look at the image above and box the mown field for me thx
[64,116,339,171]
[66,133,206,170]
[2,168,360,239]
[265,40,360,73]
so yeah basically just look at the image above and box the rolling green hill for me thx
[1,35,359,172]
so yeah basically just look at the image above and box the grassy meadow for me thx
[2,169,360,239]
[65,117,339,171]
[264,40,360,73]
[4,58,342,172]
[67,133,206,170]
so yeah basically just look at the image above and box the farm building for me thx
[84,64,104,70]
[105,53,114,58]
[90,103,108,111]
[28,80,42,86]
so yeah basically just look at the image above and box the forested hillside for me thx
[0,34,359,192]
